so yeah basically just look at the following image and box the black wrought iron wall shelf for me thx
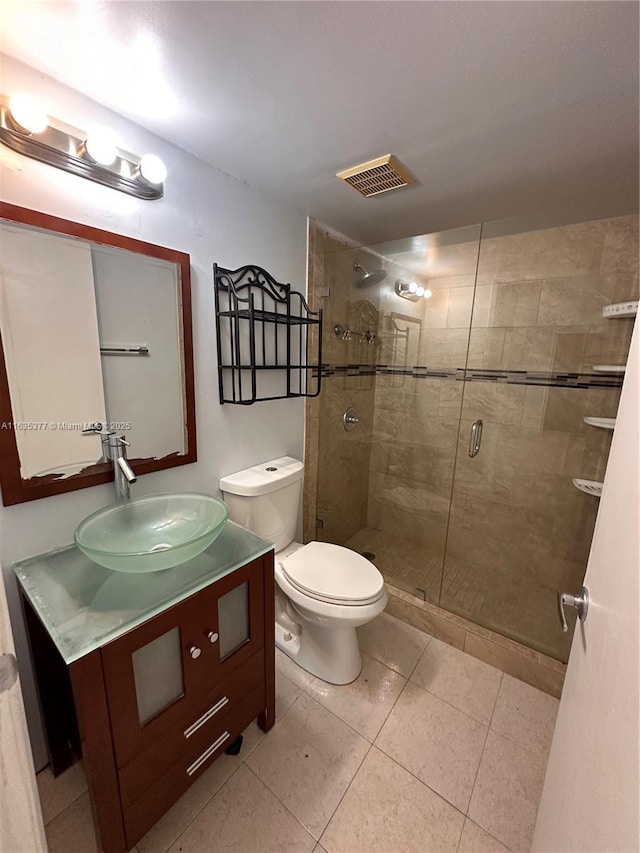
[214,263,322,405]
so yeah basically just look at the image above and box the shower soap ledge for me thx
[592,365,626,373]
[583,417,616,430]
[602,301,638,318]
[572,478,603,497]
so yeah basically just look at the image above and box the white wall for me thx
[0,55,308,769]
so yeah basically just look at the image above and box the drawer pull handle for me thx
[183,696,229,739]
[186,731,230,776]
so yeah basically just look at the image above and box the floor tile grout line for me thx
[141,761,244,853]
[317,740,374,848]
[487,674,558,764]
[298,684,384,745]
[37,766,89,827]
[359,616,435,678]
[242,688,306,760]
[485,724,553,769]
[407,631,434,679]
[370,667,413,741]
[302,655,410,745]
[370,743,469,846]
[464,673,530,853]
[40,785,90,832]
[352,642,431,681]
[250,676,387,844]
[488,671,505,727]
[372,677,494,819]
[242,762,318,847]
[466,727,493,818]
[400,672,498,729]
[455,816,516,853]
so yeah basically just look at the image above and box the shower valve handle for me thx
[558,586,589,632]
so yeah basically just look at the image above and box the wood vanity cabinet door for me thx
[101,556,269,768]
[198,556,266,681]
[101,592,211,768]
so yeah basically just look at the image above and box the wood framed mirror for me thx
[0,202,196,506]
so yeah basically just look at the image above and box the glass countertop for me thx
[13,520,273,665]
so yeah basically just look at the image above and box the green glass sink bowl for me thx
[74,493,229,573]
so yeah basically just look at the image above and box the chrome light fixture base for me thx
[395,279,420,302]
[395,279,432,302]
[0,101,164,200]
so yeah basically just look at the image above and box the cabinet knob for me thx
[207,631,219,644]
[189,645,202,660]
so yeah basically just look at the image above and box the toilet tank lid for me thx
[219,457,304,497]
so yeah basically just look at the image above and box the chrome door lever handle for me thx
[468,420,483,457]
[558,586,589,632]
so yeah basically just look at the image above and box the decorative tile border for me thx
[317,364,624,389]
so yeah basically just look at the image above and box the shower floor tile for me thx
[38,612,558,852]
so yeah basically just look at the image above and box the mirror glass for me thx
[0,203,196,505]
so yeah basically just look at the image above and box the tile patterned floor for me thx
[38,612,559,853]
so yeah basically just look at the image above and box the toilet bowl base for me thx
[275,620,363,685]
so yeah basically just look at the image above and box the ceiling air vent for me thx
[336,154,415,198]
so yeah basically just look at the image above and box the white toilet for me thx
[219,456,387,684]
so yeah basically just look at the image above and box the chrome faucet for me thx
[83,423,137,502]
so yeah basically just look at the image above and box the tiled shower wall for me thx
[368,216,637,660]
[304,221,372,544]
[443,216,637,659]
[308,215,638,662]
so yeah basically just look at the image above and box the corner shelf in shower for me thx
[572,478,603,498]
[583,417,616,430]
[214,263,322,405]
[592,365,626,373]
[602,300,638,318]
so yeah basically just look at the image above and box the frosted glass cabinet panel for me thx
[100,555,267,767]
[132,627,184,725]
[218,582,249,660]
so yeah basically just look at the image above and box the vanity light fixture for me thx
[0,94,166,200]
[395,279,432,302]
[80,131,118,167]
[7,94,48,135]
[137,153,168,185]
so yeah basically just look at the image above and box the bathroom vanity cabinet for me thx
[14,521,275,853]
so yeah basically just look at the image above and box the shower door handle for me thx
[468,420,483,458]
[558,586,589,632]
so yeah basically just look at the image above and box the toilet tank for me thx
[219,457,304,552]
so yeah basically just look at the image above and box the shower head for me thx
[354,259,387,288]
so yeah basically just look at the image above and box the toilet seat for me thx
[280,541,384,606]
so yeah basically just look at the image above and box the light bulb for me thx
[138,153,167,184]
[415,286,425,297]
[83,132,118,166]
[8,94,48,134]
[408,282,418,293]
[423,288,433,299]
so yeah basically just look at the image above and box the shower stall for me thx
[310,215,637,662]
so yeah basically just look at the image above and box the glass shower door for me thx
[441,217,634,661]
[316,224,481,606]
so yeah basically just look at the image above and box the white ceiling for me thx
[1,1,638,245]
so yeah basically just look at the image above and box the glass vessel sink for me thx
[74,493,229,573]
